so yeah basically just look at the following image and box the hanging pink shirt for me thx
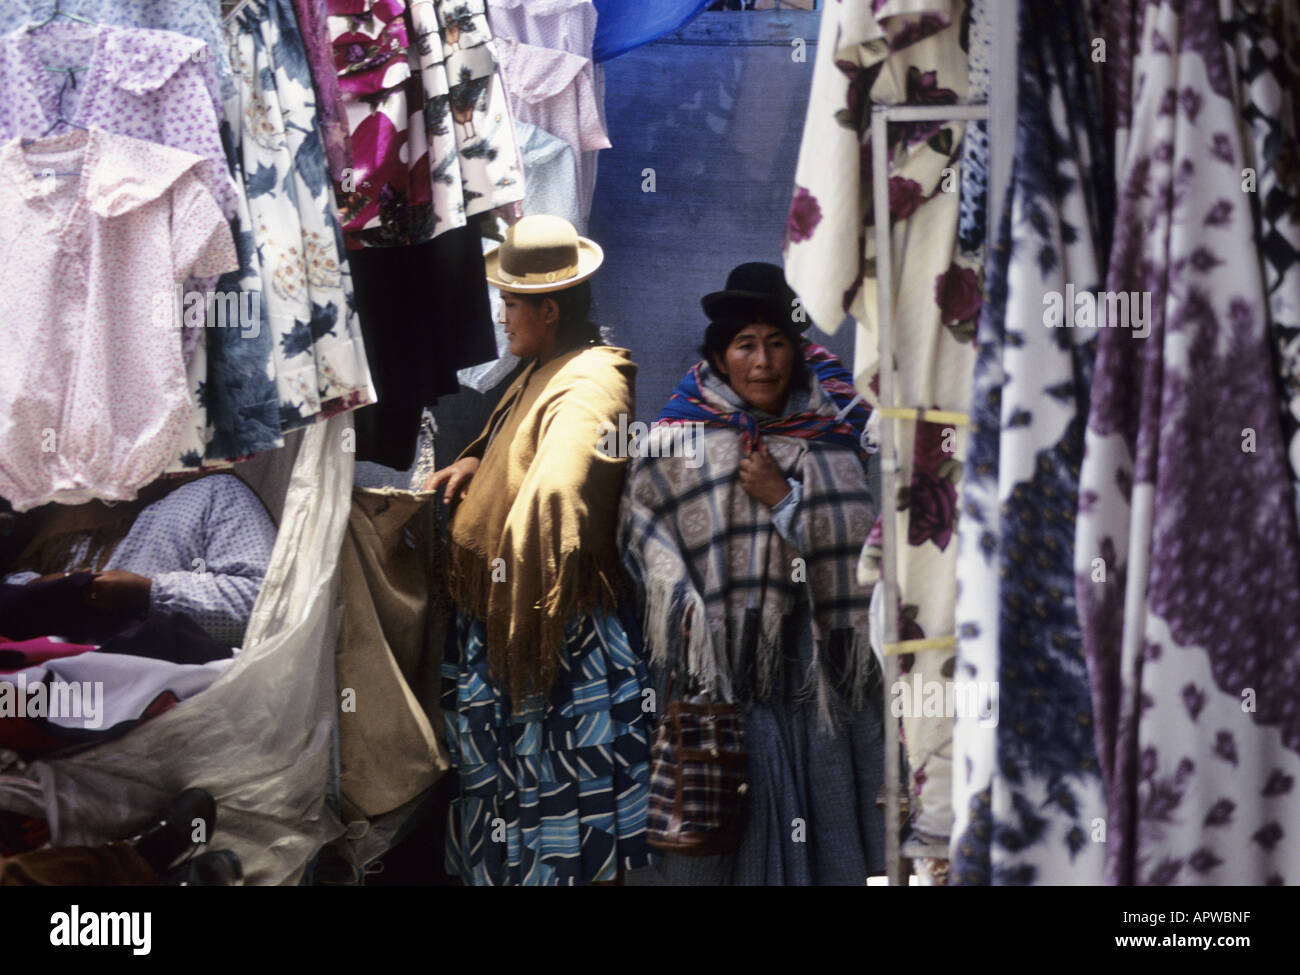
[0,127,237,512]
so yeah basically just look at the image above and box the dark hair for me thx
[699,311,810,391]
[517,281,603,352]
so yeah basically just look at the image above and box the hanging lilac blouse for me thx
[0,21,237,218]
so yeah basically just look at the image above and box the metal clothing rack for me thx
[869,100,990,886]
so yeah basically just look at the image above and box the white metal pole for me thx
[870,104,904,887]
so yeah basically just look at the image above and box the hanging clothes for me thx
[0,23,236,216]
[292,0,353,180]
[326,0,521,466]
[2,0,233,110]
[949,0,1112,886]
[784,0,975,866]
[347,226,494,470]
[488,0,608,231]
[225,0,376,435]
[0,128,237,510]
[406,0,523,235]
[0,19,285,470]
[329,0,523,246]
[1225,1,1300,527]
[1076,0,1300,885]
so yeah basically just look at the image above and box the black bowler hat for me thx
[701,262,807,332]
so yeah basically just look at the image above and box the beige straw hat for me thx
[484,214,604,294]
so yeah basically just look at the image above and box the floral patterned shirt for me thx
[0,0,231,108]
[328,0,524,247]
[0,21,238,219]
[0,128,237,511]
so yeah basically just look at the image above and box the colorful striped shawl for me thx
[656,343,870,464]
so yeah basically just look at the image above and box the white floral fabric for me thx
[0,128,237,511]
[785,0,976,862]
[227,0,375,432]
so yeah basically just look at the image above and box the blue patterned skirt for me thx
[441,607,656,885]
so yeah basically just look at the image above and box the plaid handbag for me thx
[646,677,750,856]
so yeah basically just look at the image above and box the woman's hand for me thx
[738,444,790,508]
[422,456,481,505]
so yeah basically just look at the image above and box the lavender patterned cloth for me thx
[0,19,286,468]
[0,0,232,109]
[0,22,235,219]
[1225,1,1300,527]
[1077,0,1300,886]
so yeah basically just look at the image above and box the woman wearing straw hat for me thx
[423,215,654,885]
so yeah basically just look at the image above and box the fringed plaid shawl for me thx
[621,349,876,728]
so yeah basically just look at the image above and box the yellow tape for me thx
[875,407,970,426]
[881,636,956,655]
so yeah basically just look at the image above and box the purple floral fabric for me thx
[951,0,1111,886]
[1077,0,1300,885]
[1224,1,1300,528]
[293,0,353,179]
[0,22,236,217]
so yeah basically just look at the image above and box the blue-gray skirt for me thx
[441,607,656,885]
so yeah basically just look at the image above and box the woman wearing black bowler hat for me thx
[621,260,887,884]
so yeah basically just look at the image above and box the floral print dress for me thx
[784,0,978,867]
[226,0,376,433]
[1076,0,1300,885]
[328,0,524,247]
[949,0,1111,886]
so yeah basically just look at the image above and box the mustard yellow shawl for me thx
[447,345,636,700]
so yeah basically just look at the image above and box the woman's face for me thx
[714,322,795,415]
[500,292,558,360]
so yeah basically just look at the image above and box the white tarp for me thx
[0,414,354,885]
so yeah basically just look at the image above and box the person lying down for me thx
[2,472,276,649]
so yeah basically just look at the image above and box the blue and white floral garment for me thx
[225,0,375,434]
[950,0,1111,886]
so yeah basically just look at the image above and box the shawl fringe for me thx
[639,568,878,731]
[447,538,624,702]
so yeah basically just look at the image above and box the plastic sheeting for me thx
[593,0,710,61]
[0,415,354,886]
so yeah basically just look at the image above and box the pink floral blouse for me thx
[0,128,237,511]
